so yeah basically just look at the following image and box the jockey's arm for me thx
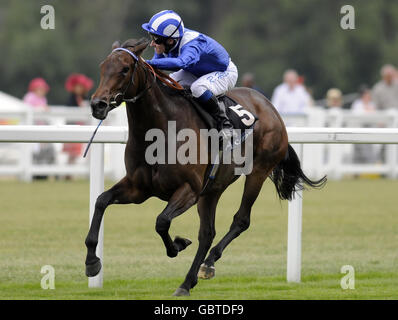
[146,41,201,71]
[153,52,165,59]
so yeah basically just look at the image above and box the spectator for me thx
[23,78,50,111]
[351,85,376,114]
[63,74,94,167]
[372,64,398,110]
[271,69,311,114]
[23,78,55,176]
[298,75,315,107]
[241,72,265,96]
[326,88,343,108]
[65,73,93,107]
[351,85,378,164]
[371,65,398,164]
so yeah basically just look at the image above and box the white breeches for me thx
[170,59,238,98]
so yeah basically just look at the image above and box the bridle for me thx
[105,45,185,111]
[84,46,156,158]
[108,47,156,107]
[85,44,185,157]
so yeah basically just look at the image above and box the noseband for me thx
[108,47,156,106]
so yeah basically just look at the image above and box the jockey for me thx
[142,10,238,140]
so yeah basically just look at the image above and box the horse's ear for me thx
[134,38,150,56]
[111,40,121,50]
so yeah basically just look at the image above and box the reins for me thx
[142,59,184,91]
[110,47,184,104]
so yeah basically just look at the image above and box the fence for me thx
[281,108,398,180]
[2,103,398,181]
[0,102,127,181]
[1,125,398,287]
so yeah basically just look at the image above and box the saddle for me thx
[180,89,258,193]
[151,67,258,132]
[181,89,258,132]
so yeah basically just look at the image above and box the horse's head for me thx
[90,38,149,120]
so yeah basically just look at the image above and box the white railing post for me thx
[21,109,33,182]
[389,110,398,179]
[327,109,344,179]
[287,143,303,283]
[303,108,326,180]
[88,143,104,288]
[21,143,33,182]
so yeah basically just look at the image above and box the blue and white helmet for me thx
[142,10,184,39]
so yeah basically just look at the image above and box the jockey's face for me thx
[150,37,175,55]
[150,39,166,55]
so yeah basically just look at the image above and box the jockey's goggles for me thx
[149,33,166,45]
[149,19,182,45]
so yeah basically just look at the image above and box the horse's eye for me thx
[121,67,129,75]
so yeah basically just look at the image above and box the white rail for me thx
[2,125,398,143]
[0,106,127,181]
[1,125,398,287]
[2,105,398,180]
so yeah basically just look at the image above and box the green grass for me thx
[0,178,397,299]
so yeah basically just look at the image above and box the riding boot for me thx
[200,95,237,142]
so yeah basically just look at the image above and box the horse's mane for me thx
[118,38,185,97]
[121,38,148,50]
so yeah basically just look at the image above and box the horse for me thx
[85,37,326,296]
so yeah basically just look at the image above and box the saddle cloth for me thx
[219,95,258,131]
[184,91,258,131]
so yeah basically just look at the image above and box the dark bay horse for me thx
[85,38,326,296]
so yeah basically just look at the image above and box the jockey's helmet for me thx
[142,10,184,41]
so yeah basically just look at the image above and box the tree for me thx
[0,0,397,104]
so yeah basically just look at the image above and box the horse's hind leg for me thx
[173,192,221,296]
[201,172,267,278]
[155,183,197,258]
[85,177,147,277]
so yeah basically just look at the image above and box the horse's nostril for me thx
[90,98,99,108]
[98,101,108,109]
[91,98,107,110]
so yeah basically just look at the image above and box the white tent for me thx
[0,91,28,112]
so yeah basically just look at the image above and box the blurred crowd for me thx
[240,64,398,113]
[22,63,398,121]
[23,73,93,111]
[13,63,398,172]
[241,64,398,165]
[21,73,93,175]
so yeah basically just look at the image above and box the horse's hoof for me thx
[166,248,178,258]
[173,287,190,296]
[174,236,192,252]
[85,259,102,277]
[198,263,215,279]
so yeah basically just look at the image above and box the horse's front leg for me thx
[155,182,197,258]
[85,176,148,277]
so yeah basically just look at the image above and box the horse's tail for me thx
[270,144,327,201]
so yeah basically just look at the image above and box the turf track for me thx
[0,178,397,299]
